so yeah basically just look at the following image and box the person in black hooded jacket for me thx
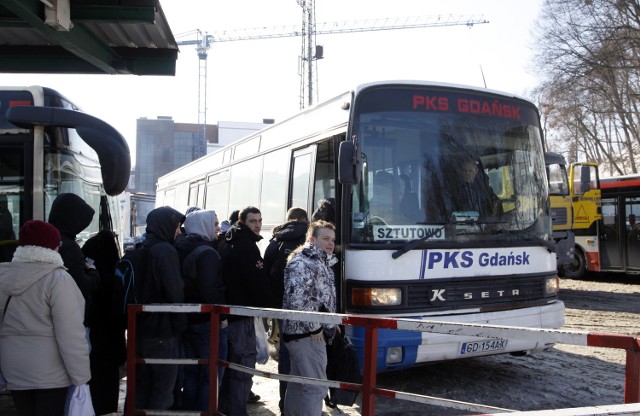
[174,209,227,412]
[81,230,125,416]
[135,206,187,411]
[218,206,274,416]
[48,193,100,325]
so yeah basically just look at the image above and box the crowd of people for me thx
[0,193,339,416]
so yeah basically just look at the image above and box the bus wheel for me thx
[561,248,586,278]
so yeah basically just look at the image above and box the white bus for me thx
[156,81,564,371]
[0,86,129,259]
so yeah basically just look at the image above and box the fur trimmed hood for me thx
[12,245,65,266]
[0,246,66,297]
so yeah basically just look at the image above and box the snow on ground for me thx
[1,274,637,415]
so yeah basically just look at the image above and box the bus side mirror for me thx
[338,139,362,185]
[7,105,131,196]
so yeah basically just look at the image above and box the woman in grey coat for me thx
[0,220,90,416]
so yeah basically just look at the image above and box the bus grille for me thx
[406,276,547,311]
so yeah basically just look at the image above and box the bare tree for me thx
[533,0,640,176]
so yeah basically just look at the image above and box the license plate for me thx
[459,339,508,355]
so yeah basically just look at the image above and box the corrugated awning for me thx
[0,0,178,76]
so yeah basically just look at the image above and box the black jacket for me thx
[81,230,126,366]
[263,220,308,308]
[175,234,225,324]
[219,222,274,318]
[48,193,100,324]
[138,206,186,338]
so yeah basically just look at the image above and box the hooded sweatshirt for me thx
[175,210,225,324]
[0,245,90,390]
[48,193,100,322]
[138,206,187,338]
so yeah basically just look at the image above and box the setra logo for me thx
[429,288,521,303]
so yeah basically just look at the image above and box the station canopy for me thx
[0,0,178,76]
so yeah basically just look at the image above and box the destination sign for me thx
[412,95,523,121]
[356,87,540,132]
[373,224,445,241]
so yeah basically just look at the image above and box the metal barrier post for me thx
[361,324,379,416]
[625,343,640,403]
[125,304,139,416]
[587,332,640,404]
[209,307,220,414]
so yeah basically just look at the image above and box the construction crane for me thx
[176,12,489,143]
[298,0,318,109]
[176,29,212,159]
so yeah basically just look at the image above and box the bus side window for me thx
[313,140,336,211]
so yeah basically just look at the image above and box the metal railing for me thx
[125,303,640,415]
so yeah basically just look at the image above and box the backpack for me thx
[265,237,301,308]
[181,244,216,302]
[113,247,148,329]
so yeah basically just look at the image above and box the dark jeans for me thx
[11,387,68,416]
[182,322,229,411]
[219,317,256,416]
[278,319,291,413]
[135,336,180,410]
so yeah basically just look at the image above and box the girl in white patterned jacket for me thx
[282,220,339,416]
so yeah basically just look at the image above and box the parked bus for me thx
[545,152,601,277]
[0,86,130,260]
[593,174,640,274]
[156,81,564,371]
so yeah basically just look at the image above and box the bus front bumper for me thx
[345,300,565,372]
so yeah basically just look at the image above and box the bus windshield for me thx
[350,86,550,246]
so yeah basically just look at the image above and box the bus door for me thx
[600,196,623,270]
[290,147,315,213]
[570,163,601,230]
[624,196,640,270]
[291,140,337,217]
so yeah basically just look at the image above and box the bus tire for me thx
[561,248,586,279]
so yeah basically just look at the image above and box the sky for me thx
[2,0,543,162]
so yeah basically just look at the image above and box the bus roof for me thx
[600,174,640,189]
[156,80,538,191]
[354,80,532,103]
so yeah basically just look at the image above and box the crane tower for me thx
[298,0,319,109]
[176,29,212,159]
[177,12,488,144]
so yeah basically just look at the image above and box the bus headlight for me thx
[351,288,401,306]
[545,276,560,296]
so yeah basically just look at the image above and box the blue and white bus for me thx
[0,86,130,259]
[156,81,564,371]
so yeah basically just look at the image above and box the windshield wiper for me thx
[392,224,446,259]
